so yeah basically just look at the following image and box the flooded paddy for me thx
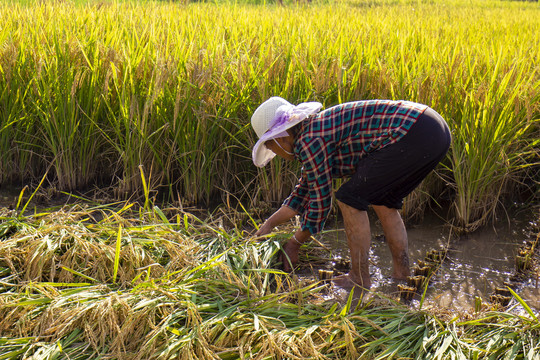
[316,211,539,312]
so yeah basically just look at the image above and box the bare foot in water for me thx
[332,273,370,290]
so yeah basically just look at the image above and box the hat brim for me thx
[252,120,302,167]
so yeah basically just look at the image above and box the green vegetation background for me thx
[0,0,538,230]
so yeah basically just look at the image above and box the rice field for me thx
[0,201,539,359]
[0,0,539,356]
[0,0,538,231]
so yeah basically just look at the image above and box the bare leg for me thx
[372,205,410,280]
[333,200,372,289]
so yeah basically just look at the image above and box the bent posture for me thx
[251,97,451,289]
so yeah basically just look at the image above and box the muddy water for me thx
[321,211,538,312]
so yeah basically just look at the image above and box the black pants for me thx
[335,108,451,211]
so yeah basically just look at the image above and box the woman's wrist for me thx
[291,234,302,245]
[291,229,311,245]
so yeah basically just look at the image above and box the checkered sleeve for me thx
[282,171,309,214]
[295,136,335,234]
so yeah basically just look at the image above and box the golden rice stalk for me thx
[0,207,201,285]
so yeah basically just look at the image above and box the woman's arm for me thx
[255,206,299,236]
[255,205,312,272]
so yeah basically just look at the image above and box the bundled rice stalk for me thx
[0,207,200,286]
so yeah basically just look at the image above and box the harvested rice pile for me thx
[1,204,539,359]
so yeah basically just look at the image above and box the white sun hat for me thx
[251,97,322,167]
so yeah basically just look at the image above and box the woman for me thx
[252,96,451,289]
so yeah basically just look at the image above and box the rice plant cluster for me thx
[0,0,538,230]
[0,202,539,359]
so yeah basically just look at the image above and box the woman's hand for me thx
[279,230,312,272]
[253,206,311,272]
[255,221,274,237]
[254,206,298,237]
[279,237,302,272]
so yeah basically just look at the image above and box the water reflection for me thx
[319,212,538,312]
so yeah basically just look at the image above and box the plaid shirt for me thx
[283,100,428,234]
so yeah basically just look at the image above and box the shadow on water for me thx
[318,210,538,312]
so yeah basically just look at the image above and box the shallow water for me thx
[320,210,538,312]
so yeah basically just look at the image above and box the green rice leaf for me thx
[434,335,454,360]
[60,267,98,283]
[112,224,122,284]
[507,287,538,323]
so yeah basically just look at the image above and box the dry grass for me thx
[0,207,200,286]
